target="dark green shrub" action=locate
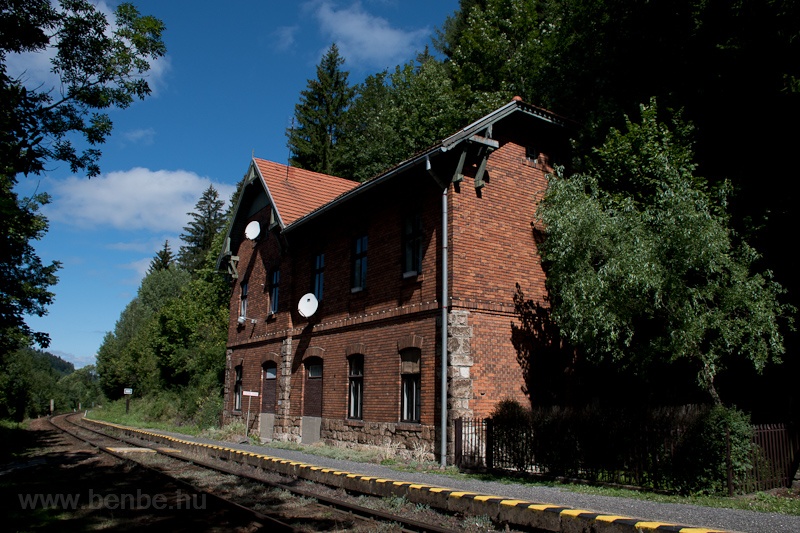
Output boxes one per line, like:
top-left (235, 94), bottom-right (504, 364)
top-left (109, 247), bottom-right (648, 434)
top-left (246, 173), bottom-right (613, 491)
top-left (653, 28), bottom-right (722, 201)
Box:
top-left (490, 399), bottom-right (534, 471)
top-left (672, 405), bottom-right (754, 495)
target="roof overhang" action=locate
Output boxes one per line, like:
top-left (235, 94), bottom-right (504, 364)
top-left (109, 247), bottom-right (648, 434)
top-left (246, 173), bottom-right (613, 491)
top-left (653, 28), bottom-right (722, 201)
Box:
top-left (285, 98), bottom-right (568, 233)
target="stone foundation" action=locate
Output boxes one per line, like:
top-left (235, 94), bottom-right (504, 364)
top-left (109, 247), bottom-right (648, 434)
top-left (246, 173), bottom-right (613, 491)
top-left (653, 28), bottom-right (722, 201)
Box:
top-left (322, 418), bottom-right (437, 462)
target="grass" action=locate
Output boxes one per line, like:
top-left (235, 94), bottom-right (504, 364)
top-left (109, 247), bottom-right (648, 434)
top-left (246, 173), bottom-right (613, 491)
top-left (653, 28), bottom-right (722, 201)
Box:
top-left (82, 406), bottom-right (800, 516)
top-left (564, 482), bottom-right (800, 515)
top-left (86, 399), bottom-right (206, 436)
top-left (266, 439), bottom-right (384, 463)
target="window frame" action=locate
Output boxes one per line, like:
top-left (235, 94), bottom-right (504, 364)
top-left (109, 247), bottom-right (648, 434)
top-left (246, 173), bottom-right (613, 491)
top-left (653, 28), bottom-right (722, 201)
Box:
top-left (351, 234), bottom-right (368, 292)
top-left (313, 253), bottom-right (325, 301)
top-left (401, 374), bottom-right (421, 423)
top-left (233, 365), bottom-right (243, 411)
top-left (269, 269), bottom-right (280, 314)
top-left (402, 211), bottom-right (423, 277)
top-left (347, 354), bottom-right (364, 420)
top-left (239, 280), bottom-right (248, 318)
top-left (400, 349), bottom-right (421, 423)
top-left (307, 362), bottom-right (323, 379)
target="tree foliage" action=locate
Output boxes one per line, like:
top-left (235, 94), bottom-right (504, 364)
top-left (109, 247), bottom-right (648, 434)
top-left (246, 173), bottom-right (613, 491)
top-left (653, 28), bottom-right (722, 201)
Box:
top-left (0, 347), bottom-right (74, 421)
top-left (0, 0), bottom-right (165, 358)
top-left (95, 184), bottom-right (233, 416)
top-left (96, 267), bottom-right (190, 399)
top-left (338, 53), bottom-right (462, 182)
top-left (148, 240), bottom-right (175, 274)
top-left (57, 364), bottom-right (102, 411)
top-left (286, 43), bottom-right (355, 176)
top-left (0, 181), bottom-right (60, 355)
top-left (436, 0), bottom-right (547, 118)
top-left (537, 101), bottom-right (794, 404)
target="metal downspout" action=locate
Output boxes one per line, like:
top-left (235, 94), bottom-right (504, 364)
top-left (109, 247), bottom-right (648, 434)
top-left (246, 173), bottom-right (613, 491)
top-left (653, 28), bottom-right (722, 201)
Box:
top-left (427, 154), bottom-right (449, 467)
top-left (440, 183), bottom-right (449, 466)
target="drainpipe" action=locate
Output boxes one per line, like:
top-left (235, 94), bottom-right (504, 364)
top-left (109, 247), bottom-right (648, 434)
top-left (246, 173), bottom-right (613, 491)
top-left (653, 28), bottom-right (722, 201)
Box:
top-left (440, 185), bottom-right (449, 467)
top-left (433, 161), bottom-right (450, 467)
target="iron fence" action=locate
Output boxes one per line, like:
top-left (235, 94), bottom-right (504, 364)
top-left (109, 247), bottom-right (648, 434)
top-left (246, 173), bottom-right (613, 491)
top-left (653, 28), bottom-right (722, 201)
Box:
top-left (454, 416), bottom-right (800, 495)
top-left (735, 423), bottom-right (800, 494)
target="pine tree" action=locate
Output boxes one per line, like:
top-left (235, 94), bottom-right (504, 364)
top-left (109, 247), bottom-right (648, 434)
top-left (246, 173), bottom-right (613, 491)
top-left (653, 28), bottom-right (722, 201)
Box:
top-left (286, 43), bottom-right (355, 176)
top-left (148, 240), bottom-right (174, 274)
top-left (178, 185), bottom-right (226, 273)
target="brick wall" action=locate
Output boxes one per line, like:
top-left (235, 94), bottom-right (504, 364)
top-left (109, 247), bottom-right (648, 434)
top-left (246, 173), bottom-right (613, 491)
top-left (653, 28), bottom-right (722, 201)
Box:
top-left (223, 138), bottom-right (555, 455)
top-left (448, 141), bottom-right (549, 419)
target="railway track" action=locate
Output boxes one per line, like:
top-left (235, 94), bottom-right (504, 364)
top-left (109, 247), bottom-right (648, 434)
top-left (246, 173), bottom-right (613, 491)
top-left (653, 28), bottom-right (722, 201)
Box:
top-left (49, 413), bottom-right (494, 533)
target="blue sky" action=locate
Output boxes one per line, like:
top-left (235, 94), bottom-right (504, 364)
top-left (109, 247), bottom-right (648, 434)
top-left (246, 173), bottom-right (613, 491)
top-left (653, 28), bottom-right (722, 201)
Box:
top-left (11, 0), bottom-right (460, 368)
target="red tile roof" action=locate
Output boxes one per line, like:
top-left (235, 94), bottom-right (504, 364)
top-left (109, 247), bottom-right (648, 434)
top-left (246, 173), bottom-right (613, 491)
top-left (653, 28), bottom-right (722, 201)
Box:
top-left (254, 159), bottom-right (359, 226)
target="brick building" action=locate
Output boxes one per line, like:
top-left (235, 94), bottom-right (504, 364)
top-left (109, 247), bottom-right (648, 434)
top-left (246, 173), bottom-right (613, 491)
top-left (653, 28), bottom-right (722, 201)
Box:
top-left (218, 98), bottom-right (570, 463)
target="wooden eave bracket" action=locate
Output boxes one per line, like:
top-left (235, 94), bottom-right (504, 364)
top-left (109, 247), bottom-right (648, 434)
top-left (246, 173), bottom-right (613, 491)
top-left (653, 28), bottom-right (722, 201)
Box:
top-left (451, 127), bottom-right (498, 189)
top-left (452, 148), bottom-right (467, 184)
top-left (227, 255), bottom-right (239, 279)
top-left (469, 134), bottom-right (499, 149)
top-left (469, 135), bottom-right (498, 190)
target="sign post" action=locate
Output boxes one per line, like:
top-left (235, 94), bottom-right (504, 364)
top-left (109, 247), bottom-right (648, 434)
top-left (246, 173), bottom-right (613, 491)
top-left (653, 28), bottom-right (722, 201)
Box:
top-left (124, 388), bottom-right (133, 413)
top-left (243, 391), bottom-right (259, 437)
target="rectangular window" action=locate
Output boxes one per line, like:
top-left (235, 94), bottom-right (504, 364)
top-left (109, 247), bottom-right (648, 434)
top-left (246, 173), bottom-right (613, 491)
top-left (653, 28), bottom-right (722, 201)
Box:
top-left (348, 355), bottom-right (363, 419)
top-left (239, 281), bottom-right (248, 318)
top-left (351, 235), bottom-right (368, 291)
top-left (307, 362), bottom-right (323, 378)
top-left (402, 212), bottom-right (422, 276)
top-left (401, 375), bottom-right (421, 422)
top-left (269, 269), bottom-right (280, 314)
top-left (234, 365), bottom-right (243, 411)
top-left (400, 349), bottom-right (421, 423)
top-left (313, 253), bottom-right (325, 301)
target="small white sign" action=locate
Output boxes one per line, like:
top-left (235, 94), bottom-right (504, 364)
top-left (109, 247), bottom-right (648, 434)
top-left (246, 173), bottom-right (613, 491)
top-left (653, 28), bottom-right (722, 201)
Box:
top-left (243, 391), bottom-right (259, 397)
top-left (123, 388), bottom-right (133, 395)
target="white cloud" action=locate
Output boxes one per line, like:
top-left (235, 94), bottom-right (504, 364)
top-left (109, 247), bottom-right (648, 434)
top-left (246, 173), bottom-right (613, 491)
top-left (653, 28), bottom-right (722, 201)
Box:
top-left (106, 235), bottom-right (178, 253)
top-left (122, 128), bottom-right (157, 145)
top-left (273, 25), bottom-right (299, 51)
top-left (44, 168), bottom-right (235, 233)
top-left (307, 0), bottom-right (431, 69)
top-left (121, 256), bottom-right (154, 286)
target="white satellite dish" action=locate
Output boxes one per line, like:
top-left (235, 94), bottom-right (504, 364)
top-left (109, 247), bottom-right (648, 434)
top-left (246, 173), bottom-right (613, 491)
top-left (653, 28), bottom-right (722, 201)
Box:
top-left (244, 220), bottom-right (261, 240)
top-left (297, 293), bottom-right (318, 318)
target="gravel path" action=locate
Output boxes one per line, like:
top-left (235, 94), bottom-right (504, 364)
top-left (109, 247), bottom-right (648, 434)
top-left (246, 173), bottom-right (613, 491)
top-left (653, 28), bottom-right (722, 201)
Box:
top-left (144, 428), bottom-right (799, 533)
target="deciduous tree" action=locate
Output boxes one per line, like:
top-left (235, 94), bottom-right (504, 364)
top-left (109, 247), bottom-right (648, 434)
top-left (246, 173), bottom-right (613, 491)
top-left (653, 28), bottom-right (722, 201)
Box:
top-left (0, 0), bottom-right (165, 358)
top-left (537, 101), bottom-right (794, 405)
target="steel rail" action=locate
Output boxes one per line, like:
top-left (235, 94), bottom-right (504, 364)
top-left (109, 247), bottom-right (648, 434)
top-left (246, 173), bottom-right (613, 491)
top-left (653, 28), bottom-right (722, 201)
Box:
top-left (49, 413), bottom-right (296, 532)
top-left (58, 413), bottom-right (462, 533)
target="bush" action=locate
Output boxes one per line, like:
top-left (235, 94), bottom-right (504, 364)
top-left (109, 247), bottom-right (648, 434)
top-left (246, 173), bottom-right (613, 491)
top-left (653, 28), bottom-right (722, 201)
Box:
top-left (486, 401), bottom-right (752, 494)
top-left (490, 399), bottom-right (534, 471)
top-left (672, 405), bottom-right (754, 495)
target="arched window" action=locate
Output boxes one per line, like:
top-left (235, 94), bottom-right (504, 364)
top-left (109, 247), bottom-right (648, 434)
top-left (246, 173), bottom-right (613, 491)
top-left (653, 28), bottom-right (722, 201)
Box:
top-left (348, 354), bottom-right (364, 419)
top-left (400, 349), bottom-right (420, 422)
